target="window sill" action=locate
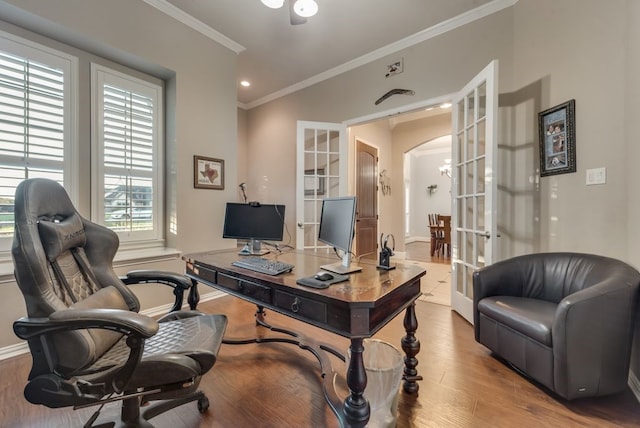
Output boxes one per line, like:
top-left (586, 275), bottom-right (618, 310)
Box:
top-left (113, 246), bottom-right (182, 267)
top-left (0, 247), bottom-right (183, 282)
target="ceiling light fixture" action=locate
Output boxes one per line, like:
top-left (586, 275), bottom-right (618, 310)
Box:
top-left (261, 0), bottom-right (284, 8)
top-left (293, 0), bottom-right (318, 18)
top-left (240, 80), bottom-right (251, 87)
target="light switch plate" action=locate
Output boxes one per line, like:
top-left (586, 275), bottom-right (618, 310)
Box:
top-left (586, 167), bottom-right (606, 185)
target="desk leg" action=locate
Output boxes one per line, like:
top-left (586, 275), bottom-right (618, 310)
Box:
top-left (187, 279), bottom-right (200, 310)
top-left (401, 302), bottom-right (422, 393)
top-left (254, 305), bottom-right (266, 324)
top-left (343, 338), bottom-right (369, 428)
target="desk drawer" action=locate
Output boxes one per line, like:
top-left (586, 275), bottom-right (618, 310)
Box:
top-left (218, 273), bottom-right (272, 304)
top-left (190, 264), bottom-right (217, 284)
top-left (275, 291), bottom-right (327, 323)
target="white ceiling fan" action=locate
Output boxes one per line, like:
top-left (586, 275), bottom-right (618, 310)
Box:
top-left (261, 0), bottom-right (319, 25)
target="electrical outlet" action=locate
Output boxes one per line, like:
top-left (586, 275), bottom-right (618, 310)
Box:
top-left (385, 59), bottom-right (403, 78)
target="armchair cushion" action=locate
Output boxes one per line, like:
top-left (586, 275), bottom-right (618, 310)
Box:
top-left (477, 296), bottom-right (555, 345)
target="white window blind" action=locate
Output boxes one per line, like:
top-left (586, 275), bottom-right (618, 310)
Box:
top-left (92, 64), bottom-right (163, 243)
top-left (0, 33), bottom-right (75, 250)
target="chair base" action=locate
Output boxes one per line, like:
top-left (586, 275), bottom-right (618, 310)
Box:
top-left (89, 390), bottom-right (209, 428)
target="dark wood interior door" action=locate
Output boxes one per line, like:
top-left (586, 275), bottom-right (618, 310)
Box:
top-left (355, 140), bottom-right (377, 258)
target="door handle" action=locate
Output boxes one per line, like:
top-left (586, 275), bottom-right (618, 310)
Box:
top-left (477, 230), bottom-right (501, 239)
top-left (297, 222), bottom-right (303, 229)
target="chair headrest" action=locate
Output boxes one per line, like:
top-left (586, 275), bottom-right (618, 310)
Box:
top-left (37, 214), bottom-right (86, 261)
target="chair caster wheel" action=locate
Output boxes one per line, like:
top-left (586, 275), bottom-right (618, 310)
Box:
top-left (197, 396), bottom-right (209, 413)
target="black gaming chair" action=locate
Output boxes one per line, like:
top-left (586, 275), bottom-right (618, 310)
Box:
top-left (11, 178), bottom-right (227, 427)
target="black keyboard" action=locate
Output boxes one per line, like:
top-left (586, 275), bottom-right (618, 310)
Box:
top-left (232, 257), bottom-right (294, 276)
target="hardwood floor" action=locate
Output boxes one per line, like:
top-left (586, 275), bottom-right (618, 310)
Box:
top-left (405, 241), bottom-right (450, 265)
top-left (2, 295), bottom-right (640, 427)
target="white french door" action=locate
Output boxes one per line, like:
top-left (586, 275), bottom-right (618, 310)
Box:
top-left (296, 121), bottom-right (347, 250)
top-left (450, 60), bottom-right (499, 324)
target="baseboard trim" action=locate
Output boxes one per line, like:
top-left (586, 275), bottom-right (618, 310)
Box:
top-left (0, 290), bottom-right (226, 361)
top-left (629, 370), bottom-right (640, 403)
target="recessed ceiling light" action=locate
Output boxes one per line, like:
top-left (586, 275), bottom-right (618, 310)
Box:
top-left (293, 0), bottom-right (318, 17)
top-left (240, 80), bottom-right (251, 87)
top-left (440, 102), bottom-right (452, 109)
top-left (261, 0), bottom-right (284, 9)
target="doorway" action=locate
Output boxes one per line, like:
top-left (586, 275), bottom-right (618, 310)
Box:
top-left (404, 135), bottom-right (452, 264)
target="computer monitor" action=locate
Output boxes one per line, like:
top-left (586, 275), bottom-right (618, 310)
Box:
top-left (223, 202), bottom-right (285, 255)
top-left (318, 196), bottom-right (362, 274)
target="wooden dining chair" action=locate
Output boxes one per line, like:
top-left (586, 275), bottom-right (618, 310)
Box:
top-left (428, 213), bottom-right (443, 256)
top-left (437, 215), bottom-right (451, 257)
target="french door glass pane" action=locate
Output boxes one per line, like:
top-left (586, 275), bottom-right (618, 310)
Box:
top-left (478, 81), bottom-right (487, 119)
top-left (478, 119), bottom-right (486, 156)
top-left (456, 265), bottom-right (464, 293)
top-left (467, 91), bottom-right (475, 124)
top-left (477, 157), bottom-right (485, 194)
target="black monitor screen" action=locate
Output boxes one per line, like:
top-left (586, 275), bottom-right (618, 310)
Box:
top-left (317, 196), bottom-right (356, 253)
top-left (223, 203), bottom-right (285, 241)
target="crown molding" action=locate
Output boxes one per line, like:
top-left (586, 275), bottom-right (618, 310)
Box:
top-left (243, 0), bottom-right (518, 109)
top-left (142, 0), bottom-right (245, 54)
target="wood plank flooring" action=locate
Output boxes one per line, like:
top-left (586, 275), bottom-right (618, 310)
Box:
top-left (2, 294), bottom-right (639, 427)
top-left (405, 241), bottom-right (450, 265)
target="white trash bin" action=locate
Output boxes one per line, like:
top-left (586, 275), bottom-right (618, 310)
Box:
top-left (347, 339), bottom-right (404, 428)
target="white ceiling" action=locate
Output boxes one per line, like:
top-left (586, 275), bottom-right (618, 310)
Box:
top-left (153, 0), bottom-right (498, 108)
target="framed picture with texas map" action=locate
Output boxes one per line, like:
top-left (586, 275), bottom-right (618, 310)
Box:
top-left (194, 155), bottom-right (225, 190)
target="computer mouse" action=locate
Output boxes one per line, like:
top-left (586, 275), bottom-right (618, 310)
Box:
top-left (315, 272), bottom-right (334, 281)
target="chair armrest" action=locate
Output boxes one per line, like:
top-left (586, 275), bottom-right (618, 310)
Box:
top-left (14, 309), bottom-right (159, 394)
top-left (13, 309), bottom-right (159, 340)
top-left (121, 270), bottom-right (192, 289)
top-left (553, 279), bottom-right (638, 337)
top-left (121, 270), bottom-right (194, 313)
top-left (552, 279), bottom-right (639, 396)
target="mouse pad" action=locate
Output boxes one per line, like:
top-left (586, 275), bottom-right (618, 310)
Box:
top-left (296, 273), bottom-right (349, 289)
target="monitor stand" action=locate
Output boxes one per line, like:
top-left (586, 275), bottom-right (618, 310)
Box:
top-left (320, 252), bottom-right (362, 274)
top-left (238, 238), bottom-right (269, 256)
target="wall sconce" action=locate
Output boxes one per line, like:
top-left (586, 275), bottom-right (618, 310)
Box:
top-left (427, 184), bottom-right (438, 195)
top-left (439, 159), bottom-right (452, 178)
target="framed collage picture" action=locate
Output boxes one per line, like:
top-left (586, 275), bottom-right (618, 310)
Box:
top-left (538, 99), bottom-right (576, 177)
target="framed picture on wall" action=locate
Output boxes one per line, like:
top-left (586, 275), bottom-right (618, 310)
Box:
top-left (194, 155), bottom-right (225, 189)
top-left (538, 99), bottom-right (576, 177)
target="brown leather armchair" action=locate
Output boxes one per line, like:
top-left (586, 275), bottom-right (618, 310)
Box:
top-left (473, 252), bottom-right (640, 400)
top-left (11, 178), bottom-right (227, 427)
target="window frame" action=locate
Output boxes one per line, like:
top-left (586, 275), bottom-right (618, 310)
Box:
top-left (0, 30), bottom-right (78, 254)
top-left (90, 63), bottom-right (164, 246)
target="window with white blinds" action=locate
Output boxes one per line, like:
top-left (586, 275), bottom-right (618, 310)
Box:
top-left (0, 33), bottom-right (75, 251)
top-left (92, 64), bottom-right (163, 243)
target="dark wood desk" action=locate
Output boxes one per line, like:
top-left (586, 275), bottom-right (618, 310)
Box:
top-left (183, 249), bottom-right (425, 428)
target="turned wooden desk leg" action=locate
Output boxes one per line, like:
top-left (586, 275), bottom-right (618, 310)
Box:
top-left (343, 338), bottom-right (370, 428)
top-left (401, 301), bottom-right (422, 393)
top-left (255, 305), bottom-right (266, 324)
top-left (187, 279), bottom-right (200, 310)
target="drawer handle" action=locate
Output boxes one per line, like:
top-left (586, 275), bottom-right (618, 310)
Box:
top-left (291, 297), bottom-right (300, 313)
